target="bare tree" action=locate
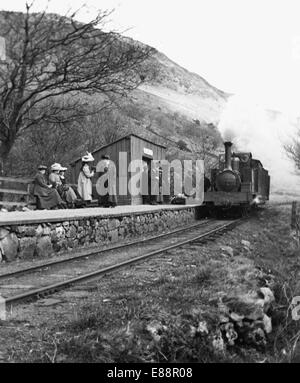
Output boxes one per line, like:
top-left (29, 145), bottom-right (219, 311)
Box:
top-left (0, 3), bottom-right (153, 172)
top-left (82, 107), bottom-right (128, 151)
top-left (181, 121), bottom-right (220, 171)
top-left (284, 131), bottom-right (300, 171)
top-left (4, 98), bottom-right (86, 176)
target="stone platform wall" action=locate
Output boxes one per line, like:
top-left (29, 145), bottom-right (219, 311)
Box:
top-left (0, 207), bottom-right (197, 263)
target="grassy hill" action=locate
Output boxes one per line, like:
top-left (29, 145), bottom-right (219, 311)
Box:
top-left (0, 10), bottom-right (228, 175)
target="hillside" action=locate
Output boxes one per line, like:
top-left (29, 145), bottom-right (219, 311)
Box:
top-left (143, 51), bottom-right (228, 120)
top-left (0, 9), bottom-right (228, 175)
top-left (104, 48), bottom-right (229, 168)
top-left (120, 48), bottom-right (229, 146)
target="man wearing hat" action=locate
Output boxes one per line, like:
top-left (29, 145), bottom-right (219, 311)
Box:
top-left (33, 165), bottom-right (64, 209)
top-left (98, 154), bottom-right (117, 208)
top-left (77, 152), bottom-right (95, 202)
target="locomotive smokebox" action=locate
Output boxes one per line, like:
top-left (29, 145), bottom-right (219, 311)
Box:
top-left (215, 141), bottom-right (241, 192)
top-left (224, 141), bottom-right (233, 170)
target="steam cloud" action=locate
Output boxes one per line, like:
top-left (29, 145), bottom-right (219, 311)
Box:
top-left (218, 95), bottom-right (300, 194)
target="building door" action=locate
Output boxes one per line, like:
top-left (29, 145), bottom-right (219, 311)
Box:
top-left (142, 157), bottom-right (152, 204)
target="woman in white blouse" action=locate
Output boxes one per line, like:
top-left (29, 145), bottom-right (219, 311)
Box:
top-left (77, 152), bottom-right (95, 202)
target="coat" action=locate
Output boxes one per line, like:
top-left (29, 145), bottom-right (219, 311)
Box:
top-left (60, 175), bottom-right (77, 203)
top-left (33, 172), bottom-right (62, 209)
top-left (107, 162), bottom-right (117, 205)
top-left (49, 172), bottom-right (62, 187)
top-left (77, 164), bottom-right (94, 201)
top-left (97, 163), bottom-right (117, 206)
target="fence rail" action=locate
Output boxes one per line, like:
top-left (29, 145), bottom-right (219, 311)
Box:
top-left (0, 176), bottom-right (34, 184)
top-left (0, 176), bottom-right (35, 208)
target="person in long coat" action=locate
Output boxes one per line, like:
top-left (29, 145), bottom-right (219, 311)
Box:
top-left (98, 154), bottom-right (117, 207)
top-left (77, 152), bottom-right (95, 202)
top-left (59, 166), bottom-right (77, 207)
top-left (49, 163), bottom-right (63, 190)
top-left (48, 163), bottom-right (68, 207)
top-left (107, 157), bottom-right (118, 207)
top-left (33, 165), bottom-right (63, 209)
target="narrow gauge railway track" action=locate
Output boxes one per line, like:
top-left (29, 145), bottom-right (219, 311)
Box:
top-left (1, 218), bottom-right (242, 306)
top-left (0, 220), bottom-right (214, 280)
top-left (269, 201), bottom-right (295, 206)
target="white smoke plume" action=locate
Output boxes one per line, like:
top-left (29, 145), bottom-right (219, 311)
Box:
top-left (218, 95), bottom-right (300, 194)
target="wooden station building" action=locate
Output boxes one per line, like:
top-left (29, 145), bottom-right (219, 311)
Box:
top-left (70, 133), bottom-right (166, 205)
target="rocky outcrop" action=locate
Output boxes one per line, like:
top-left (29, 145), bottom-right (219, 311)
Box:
top-left (216, 287), bottom-right (275, 350)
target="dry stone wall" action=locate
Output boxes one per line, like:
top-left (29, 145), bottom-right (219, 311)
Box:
top-left (0, 207), bottom-right (196, 263)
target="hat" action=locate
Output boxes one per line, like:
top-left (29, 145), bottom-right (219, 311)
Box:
top-left (38, 165), bottom-right (47, 170)
top-left (50, 163), bottom-right (62, 171)
top-left (82, 152), bottom-right (94, 162)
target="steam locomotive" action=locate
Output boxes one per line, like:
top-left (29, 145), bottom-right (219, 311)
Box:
top-left (204, 141), bottom-right (270, 212)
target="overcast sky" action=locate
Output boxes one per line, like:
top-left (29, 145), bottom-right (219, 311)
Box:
top-left (2, 0), bottom-right (300, 116)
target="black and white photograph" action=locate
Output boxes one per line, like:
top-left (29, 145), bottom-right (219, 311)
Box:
top-left (0, 0), bottom-right (300, 369)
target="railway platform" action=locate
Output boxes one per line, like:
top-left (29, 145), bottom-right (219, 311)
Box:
top-left (0, 204), bottom-right (204, 263)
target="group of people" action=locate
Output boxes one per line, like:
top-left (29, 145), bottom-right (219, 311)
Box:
top-left (33, 163), bottom-right (78, 210)
top-left (33, 152), bottom-right (117, 210)
top-left (76, 151), bottom-right (117, 207)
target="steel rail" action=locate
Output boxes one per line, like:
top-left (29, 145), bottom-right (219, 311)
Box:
top-left (4, 219), bottom-right (241, 306)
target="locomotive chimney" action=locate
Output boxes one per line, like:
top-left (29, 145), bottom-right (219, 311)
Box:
top-left (224, 141), bottom-right (233, 170)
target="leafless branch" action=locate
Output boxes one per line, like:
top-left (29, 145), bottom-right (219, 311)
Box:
top-left (0, 3), bottom-right (154, 165)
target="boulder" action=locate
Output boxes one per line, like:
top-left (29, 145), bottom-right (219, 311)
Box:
top-left (67, 239), bottom-right (74, 248)
top-left (0, 228), bottom-right (9, 240)
top-left (224, 293), bottom-right (264, 320)
top-left (36, 236), bottom-right (53, 257)
top-left (108, 229), bottom-right (119, 243)
top-left (259, 287), bottom-right (275, 311)
top-left (219, 314), bottom-right (230, 323)
top-left (249, 327), bottom-right (266, 348)
top-left (221, 246), bottom-right (234, 257)
top-left (66, 225), bottom-right (77, 239)
top-left (118, 227), bottom-right (125, 237)
top-left (35, 225), bottom-right (43, 237)
top-left (212, 331), bottom-right (225, 353)
top-left (58, 239), bottom-right (68, 251)
top-left (108, 220), bottom-right (116, 231)
top-left (43, 226), bottom-right (51, 236)
top-left (197, 321), bottom-right (209, 334)
top-left (19, 237), bottom-right (37, 259)
top-left (16, 225), bottom-right (36, 237)
top-left (146, 320), bottom-right (167, 342)
top-left (55, 226), bottom-right (65, 238)
top-left (223, 322), bottom-right (238, 346)
top-left (241, 240), bottom-right (251, 250)
top-left (0, 233), bottom-right (18, 261)
top-left (230, 312), bottom-right (245, 322)
top-left (262, 314), bottom-right (272, 334)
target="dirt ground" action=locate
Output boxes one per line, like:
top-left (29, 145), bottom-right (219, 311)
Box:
top-left (0, 204), bottom-right (299, 363)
